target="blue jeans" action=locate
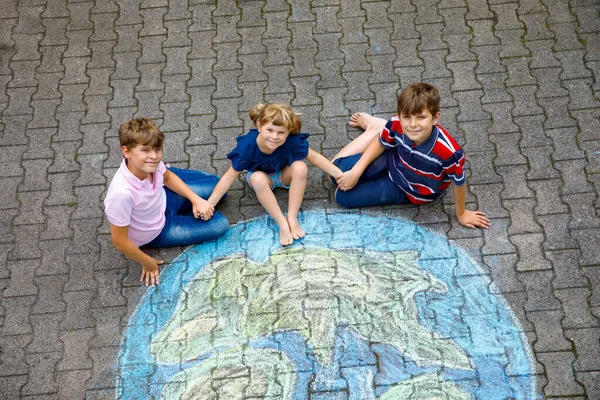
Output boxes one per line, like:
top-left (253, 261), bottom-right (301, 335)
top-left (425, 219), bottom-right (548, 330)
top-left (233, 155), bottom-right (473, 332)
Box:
top-left (145, 167), bottom-right (229, 248)
top-left (332, 152), bottom-right (409, 208)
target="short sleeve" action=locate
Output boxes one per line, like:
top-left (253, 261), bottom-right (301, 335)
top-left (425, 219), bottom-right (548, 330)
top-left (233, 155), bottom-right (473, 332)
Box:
top-left (104, 192), bottom-right (134, 227)
top-left (379, 118), bottom-right (399, 149)
top-left (442, 148), bottom-right (466, 186)
top-left (226, 146), bottom-right (249, 172)
top-left (285, 133), bottom-right (310, 165)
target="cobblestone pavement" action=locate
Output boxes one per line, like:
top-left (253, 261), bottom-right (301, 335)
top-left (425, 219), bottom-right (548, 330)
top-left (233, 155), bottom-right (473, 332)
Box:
top-left (0, 0), bottom-right (599, 398)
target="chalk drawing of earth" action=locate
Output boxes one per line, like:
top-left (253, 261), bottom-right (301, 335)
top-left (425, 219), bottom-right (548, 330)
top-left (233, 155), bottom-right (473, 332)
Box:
top-left (118, 212), bottom-right (541, 399)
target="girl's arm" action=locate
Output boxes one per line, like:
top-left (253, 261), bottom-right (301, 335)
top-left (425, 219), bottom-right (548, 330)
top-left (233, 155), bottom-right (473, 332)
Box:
top-left (305, 148), bottom-right (343, 179)
top-left (336, 136), bottom-right (385, 190)
top-left (109, 224), bottom-right (163, 286)
top-left (207, 166), bottom-right (240, 207)
top-left (163, 169), bottom-right (215, 219)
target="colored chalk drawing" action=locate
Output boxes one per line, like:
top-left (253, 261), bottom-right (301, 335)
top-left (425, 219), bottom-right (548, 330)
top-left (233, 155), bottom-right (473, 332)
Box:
top-left (118, 212), bottom-right (540, 399)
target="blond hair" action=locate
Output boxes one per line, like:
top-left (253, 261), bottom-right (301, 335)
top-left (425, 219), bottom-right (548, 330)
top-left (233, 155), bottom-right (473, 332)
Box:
top-left (397, 82), bottom-right (440, 116)
top-left (249, 103), bottom-right (302, 135)
top-left (118, 118), bottom-right (164, 150)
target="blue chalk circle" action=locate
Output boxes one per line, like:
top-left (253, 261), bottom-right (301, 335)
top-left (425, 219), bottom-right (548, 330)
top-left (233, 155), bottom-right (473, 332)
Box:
top-left (118, 212), bottom-right (540, 399)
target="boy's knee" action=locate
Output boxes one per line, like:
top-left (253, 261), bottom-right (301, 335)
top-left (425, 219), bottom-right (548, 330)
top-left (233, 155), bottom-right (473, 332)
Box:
top-left (334, 188), bottom-right (352, 208)
top-left (214, 213), bottom-right (229, 236)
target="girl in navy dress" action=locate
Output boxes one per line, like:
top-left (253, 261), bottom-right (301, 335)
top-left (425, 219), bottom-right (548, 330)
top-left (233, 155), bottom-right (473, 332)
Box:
top-left (206, 103), bottom-right (343, 246)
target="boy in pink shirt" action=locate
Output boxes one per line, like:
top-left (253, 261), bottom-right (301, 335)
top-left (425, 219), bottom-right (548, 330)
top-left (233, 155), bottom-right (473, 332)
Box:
top-left (104, 118), bottom-right (228, 286)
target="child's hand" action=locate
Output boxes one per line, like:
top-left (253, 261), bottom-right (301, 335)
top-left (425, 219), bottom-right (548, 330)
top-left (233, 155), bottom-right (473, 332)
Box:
top-left (457, 210), bottom-right (491, 229)
top-left (193, 198), bottom-right (215, 221)
top-left (141, 258), bottom-right (164, 286)
top-left (337, 169), bottom-right (360, 191)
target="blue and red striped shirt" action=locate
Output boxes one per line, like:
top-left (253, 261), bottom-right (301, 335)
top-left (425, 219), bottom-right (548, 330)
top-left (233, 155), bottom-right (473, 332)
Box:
top-left (379, 116), bottom-right (466, 204)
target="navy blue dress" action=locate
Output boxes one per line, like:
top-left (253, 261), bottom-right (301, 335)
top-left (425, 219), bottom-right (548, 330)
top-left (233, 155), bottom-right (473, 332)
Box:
top-left (227, 129), bottom-right (310, 173)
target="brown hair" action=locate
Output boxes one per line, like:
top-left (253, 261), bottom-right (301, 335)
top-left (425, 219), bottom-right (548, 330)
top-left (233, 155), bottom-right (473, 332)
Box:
top-left (397, 82), bottom-right (440, 116)
top-left (118, 118), bottom-right (164, 150)
top-left (249, 103), bottom-right (302, 135)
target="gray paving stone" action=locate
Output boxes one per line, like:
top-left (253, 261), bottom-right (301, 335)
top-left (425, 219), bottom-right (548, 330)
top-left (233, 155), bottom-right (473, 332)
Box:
top-left (37, 240), bottom-right (70, 277)
top-left (0, 334), bottom-right (31, 375)
top-left (139, 7), bottom-right (167, 37)
top-left (87, 41), bottom-right (116, 69)
top-left (565, 78), bottom-right (599, 110)
top-left (508, 85), bottom-right (544, 116)
top-left (60, 290), bottom-right (95, 331)
top-left (27, 313), bottom-right (63, 354)
top-left (537, 352), bottom-right (585, 397)
top-left (555, 159), bottom-right (594, 195)
top-left (86, 346), bottom-right (120, 389)
top-left (470, 183), bottom-right (509, 219)
top-left (503, 199), bottom-right (543, 234)
top-left (483, 253), bottom-right (524, 293)
top-left (22, 352), bottom-right (61, 396)
top-left (537, 214), bottom-right (580, 251)
top-left (550, 22), bottom-right (584, 51)
top-left (563, 193), bottom-right (600, 230)
top-left (481, 218), bottom-right (516, 255)
top-left (63, 30), bottom-right (92, 58)
top-left (57, 329), bottom-right (94, 371)
top-left (545, 250), bottom-right (589, 289)
top-left (9, 224), bottom-right (43, 260)
top-left (519, 270), bottom-right (561, 311)
top-left (68, 216), bottom-right (102, 255)
top-left (526, 39), bottom-right (562, 69)
top-left (539, 97), bottom-right (578, 129)
top-left (0, 376), bottom-right (27, 398)
top-left (497, 165), bottom-right (535, 198)
top-left (56, 370), bottom-right (91, 400)
top-left (1, 295), bottom-right (35, 335)
top-left (137, 36), bottom-right (166, 65)
top-left (515, 115), bottom-right (553, 148)
top-left (571, 228), bottom-right (600, 266)
top-left (4, 259), bottom-right (39, 297)
top-left (513, 233), bottom-right (553, 271)
top-left (530, 68), bottom-right (568, 98)
top-left (555, 288), bottom-right (599, 328)
top-left (528, 310), bottom-right (572, 352)
top-left (555, 50), bottom-right (593, 79)
top-left (575, 371), bottom-right (600, 400)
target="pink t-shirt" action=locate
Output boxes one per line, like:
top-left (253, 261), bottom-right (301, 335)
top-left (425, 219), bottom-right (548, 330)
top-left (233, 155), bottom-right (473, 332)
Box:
top-left (104, 159), bottom-right (167, 246)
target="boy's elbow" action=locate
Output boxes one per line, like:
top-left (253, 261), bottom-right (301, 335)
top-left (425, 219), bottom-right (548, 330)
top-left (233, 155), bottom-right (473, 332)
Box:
top-left (112, 237), bottom-right (126, 252)
top-left (111, 234), bottom-right (130, 252)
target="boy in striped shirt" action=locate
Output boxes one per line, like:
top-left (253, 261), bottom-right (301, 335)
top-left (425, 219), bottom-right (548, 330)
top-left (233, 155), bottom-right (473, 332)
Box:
top-left (331, 82), bottom-right (490, 229)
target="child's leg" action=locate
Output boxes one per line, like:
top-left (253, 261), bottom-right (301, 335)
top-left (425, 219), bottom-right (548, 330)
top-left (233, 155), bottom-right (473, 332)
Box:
top-left (331, 112), bottom-right (387, 162)
top-left (147, 211), bottom-right (229, 247)
top-left (164, 167), bottom-right (221, 214)
top-left (335, 176), bottom-right (409, 208)
top-left (281, 161), bottom-right (308, 240)
top-left (248, 171), bottom-right (294, 246)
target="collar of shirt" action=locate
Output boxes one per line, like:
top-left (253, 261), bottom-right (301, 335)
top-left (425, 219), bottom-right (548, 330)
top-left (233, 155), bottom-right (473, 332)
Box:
top-left (119, 159), bottom-right (156, 190)
top-left (402, 125), bottom-right (439, 155)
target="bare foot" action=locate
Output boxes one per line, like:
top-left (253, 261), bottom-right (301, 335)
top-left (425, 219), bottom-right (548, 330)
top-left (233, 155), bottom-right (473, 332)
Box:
top-left (278, 224), bottom-right (294, 246)
top-left (349, 112), bottom-right (378, 130)
top-left (287, 217), bottom-right (306, 240)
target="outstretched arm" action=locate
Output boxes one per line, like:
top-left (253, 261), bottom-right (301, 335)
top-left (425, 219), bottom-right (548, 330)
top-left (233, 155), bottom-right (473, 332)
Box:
top-left (452, 183), bottom-right (491, 229)
top-left (207, 166), bottom-right (240, 210)
top-left (163, 169), bottom-right (215, 220)
top-left (305, 149), bottom-right (343, 179)
top-left (336, 136), bottom-right (385, 191)
top-left (110, 224), bottom-right (163, 286)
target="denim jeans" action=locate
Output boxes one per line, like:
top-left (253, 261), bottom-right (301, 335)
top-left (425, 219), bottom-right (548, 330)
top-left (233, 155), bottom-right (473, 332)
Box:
top-left (332, 152), bottom-right (409, 208)
top-left (145, 167), bottom-right (229, 248)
